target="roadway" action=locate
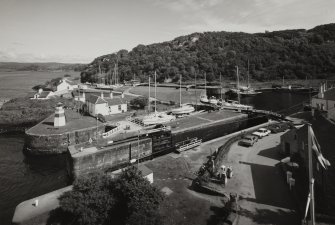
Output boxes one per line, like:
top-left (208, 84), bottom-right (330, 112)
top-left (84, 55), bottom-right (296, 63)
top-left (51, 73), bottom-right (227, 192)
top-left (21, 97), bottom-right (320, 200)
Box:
top-left (224, 132), bottom-right (301, 225)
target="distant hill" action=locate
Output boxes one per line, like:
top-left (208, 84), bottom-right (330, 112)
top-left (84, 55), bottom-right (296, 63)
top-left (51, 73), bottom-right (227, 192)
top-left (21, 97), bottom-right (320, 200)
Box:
top-left (80, 23), bottom-right (335, 83)
top-left (0, 62), bottom-right (86, 72)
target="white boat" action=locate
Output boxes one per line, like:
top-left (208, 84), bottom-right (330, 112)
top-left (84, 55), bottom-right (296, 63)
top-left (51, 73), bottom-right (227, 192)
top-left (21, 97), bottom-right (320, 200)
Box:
top-left (200, 73), bottom-right (210, 103)
top-left (142, 71), bottom-right (175, 125)
top-left (200, 94), bottom-right (209, 103)
top-left (171, 104), bottom-right (195, 115)
top-left (220, 99), bottom-right (253, 111)
top-left (171, 74), bottom-right (195, 115)
top-left (208, 96), bottom-right (218, 104)
top-left (142, 112), bottom-right (175, 125)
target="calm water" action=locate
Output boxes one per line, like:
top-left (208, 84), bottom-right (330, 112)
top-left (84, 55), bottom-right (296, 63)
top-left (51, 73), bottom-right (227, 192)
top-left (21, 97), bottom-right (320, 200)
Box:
top-left (0, 70), bottom-right (80, 99)
top-left (0, 91), bottom-right (310, 225)
top-left (0, 133), bottom-right (69, 225)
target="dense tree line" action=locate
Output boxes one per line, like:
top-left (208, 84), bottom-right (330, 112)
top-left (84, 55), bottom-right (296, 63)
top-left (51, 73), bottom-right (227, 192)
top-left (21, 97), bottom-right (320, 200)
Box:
top-left (81, 23), bottom-right (335, 84)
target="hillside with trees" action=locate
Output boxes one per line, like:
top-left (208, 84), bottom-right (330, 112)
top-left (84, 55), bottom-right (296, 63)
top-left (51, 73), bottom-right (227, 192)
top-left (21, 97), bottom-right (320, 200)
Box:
top-left (80, 23), bottom-right (335, 83)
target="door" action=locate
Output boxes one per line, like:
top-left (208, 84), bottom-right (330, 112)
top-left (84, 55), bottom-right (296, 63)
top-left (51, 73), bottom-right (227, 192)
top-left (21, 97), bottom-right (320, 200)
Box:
top-left (285, 142), bottom-right (290, 155)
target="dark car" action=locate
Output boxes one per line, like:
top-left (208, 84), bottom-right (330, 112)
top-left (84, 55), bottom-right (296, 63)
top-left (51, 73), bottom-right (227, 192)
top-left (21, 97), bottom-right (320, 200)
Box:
top-left (97, 113), bottom-right (106, 123)
top-left (268, 124), bottom-right (281, 133)
top-left (239, 135), bottom-right (258, 147)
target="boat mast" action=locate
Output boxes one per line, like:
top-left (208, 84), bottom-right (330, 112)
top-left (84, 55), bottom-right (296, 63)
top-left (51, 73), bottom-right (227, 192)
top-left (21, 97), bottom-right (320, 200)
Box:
top-left (220, 73), bottom-right (222, 100)
top-left (195, 71), bottom-right (197, 110)
top-left (307, 124), bottom-right (316, 225)
top-left (247, 59), bottom-right (250, 88)
top-left (179, 74), bottom-right (182, 107)
top-left (154, 71), bottom-right (157, 114)
top-left (205, 72), bottom-right (207, 97)
top-left (236, 66), bottom-right (240, 104)
top-left (148, 76), bottom-right (151, 113)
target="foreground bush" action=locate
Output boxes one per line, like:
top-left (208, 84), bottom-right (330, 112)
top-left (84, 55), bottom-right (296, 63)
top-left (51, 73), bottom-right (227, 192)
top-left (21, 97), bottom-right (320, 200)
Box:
top-left (59, 167), bottom-right (164, 225)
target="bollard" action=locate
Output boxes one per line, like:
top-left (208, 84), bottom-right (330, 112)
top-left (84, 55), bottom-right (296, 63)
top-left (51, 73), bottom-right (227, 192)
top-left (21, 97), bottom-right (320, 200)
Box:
top-left (286, 171), bottom-right (292, 184)
top-left (289, 178), bottom-right (295, 190)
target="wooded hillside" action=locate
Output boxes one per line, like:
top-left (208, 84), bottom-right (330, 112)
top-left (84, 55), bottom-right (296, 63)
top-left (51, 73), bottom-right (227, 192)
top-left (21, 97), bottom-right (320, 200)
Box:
top-left (81, 23), bottom-right (335, 83)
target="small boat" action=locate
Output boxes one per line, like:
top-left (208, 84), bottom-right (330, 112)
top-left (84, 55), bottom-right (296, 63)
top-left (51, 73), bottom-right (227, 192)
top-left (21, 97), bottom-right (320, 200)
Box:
top-left (171, 104), bottom-right (195, 115)
top-left (200, 94), bottom-right (209, 103)
top-left (208, 96), bottom-right (218, 104)
top-left (220, 99), bottom-right (253, 111)
top-left (171, 74), bottom-right (195, 115)
top-left (142, 71), bottom-right (175, 126)
top-left (142, 112), bottom-right (175, 126)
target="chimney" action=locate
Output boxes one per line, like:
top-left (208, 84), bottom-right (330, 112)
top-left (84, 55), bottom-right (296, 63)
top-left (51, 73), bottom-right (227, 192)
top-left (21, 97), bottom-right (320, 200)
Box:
top-left (100, 92), bottom-right (104, 99)
top-left (38, 88), bottom-right (43, 94)
top-left (110, 92), bottom-right (113, 99)
top-left (324, 83), bottom-right (327, 92)
top-left (121, 92), bottom-right (124, 99)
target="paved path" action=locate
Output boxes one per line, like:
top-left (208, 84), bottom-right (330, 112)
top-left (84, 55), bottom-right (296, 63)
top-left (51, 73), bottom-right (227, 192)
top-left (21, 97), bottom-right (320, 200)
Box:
top-left (224, 132), bottom-right (300, 225)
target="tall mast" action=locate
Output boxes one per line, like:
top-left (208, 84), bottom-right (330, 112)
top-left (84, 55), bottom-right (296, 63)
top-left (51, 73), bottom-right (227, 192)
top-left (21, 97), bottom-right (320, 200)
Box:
top-left (205, 72), bottom-right (207, 97)
top-left (308, 124), bottom-right (316, 225)
top-left (154, 71), bottom-right (157, 114)
top-left (282, 76), bottom-right (285, 87)
top-left (195, 71), bottom-right (197, 110)
top-left (247, 59), bottom-right (250, 88)
top-left (179, 74), bottom-right (182, 107)
top-left (236, 66), bottom-right (240, 104)
top-left (148, 76), bottom-right (151, 113)
top-left (220, 73), bottom-right (222, 100)
top-left (116, 59), bottom-right (118, 85)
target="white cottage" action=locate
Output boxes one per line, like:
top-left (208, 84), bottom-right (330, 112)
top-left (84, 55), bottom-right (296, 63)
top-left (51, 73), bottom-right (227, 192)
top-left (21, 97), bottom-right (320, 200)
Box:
top-left (30, 89), bottom-right (54, 99)
top-left (85, 94), bottom-right (127, 116)
top-left (311, 84), bottom-right (335, 120)
top-left (56, 78), bottom-right (78, 92)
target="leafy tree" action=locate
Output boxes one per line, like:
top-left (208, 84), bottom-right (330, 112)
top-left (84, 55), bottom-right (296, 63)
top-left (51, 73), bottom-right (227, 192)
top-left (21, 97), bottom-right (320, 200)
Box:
top-left (58, 167), bottom-right (164, 225)
top-left (59, 172), bottom-right (115, 225)
top-left (129, 96), bottom-right (148, 109)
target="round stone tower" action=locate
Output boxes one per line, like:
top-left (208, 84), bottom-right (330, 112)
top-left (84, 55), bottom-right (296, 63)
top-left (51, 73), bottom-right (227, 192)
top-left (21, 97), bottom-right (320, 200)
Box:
top-left (54, 102), bottom-right (66, 127)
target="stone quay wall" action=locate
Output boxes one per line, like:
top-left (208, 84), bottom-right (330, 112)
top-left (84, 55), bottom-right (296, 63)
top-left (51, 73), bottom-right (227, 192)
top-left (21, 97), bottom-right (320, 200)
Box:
top-left (67, 138), bottom-right (152, 180)
top-left (24, 125), bottom-right (105, 155)
top-left (171, 114), bottom-right (248, 146)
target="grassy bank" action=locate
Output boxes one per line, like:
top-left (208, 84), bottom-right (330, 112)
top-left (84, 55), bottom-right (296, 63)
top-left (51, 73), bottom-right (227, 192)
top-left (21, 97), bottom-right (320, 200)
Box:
top-left (0, 97), bottom-right (80, 130)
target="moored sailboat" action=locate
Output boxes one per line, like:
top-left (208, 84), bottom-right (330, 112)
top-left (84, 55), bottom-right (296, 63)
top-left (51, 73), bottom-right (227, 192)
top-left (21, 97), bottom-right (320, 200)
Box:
top-left (171, 74), bottom-right (195, 116)
top-left (142, 71), bottom-right (175, 125)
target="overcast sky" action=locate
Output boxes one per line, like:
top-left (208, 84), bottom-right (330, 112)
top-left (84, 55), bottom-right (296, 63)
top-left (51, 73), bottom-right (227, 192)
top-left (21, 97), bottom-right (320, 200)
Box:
top-left (0, 0), bottom-right (334, 63)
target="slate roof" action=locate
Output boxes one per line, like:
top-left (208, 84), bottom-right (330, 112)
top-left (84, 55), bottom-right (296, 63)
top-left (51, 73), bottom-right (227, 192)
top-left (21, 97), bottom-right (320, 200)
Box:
top-left (105, 97), bottom-right (124, 106)
top-left (38, 91), bottom-right (51, 98)
top-left (86, 94), bottom-right (107, 104)
top-left (324, 88), bottom-right (335, 101)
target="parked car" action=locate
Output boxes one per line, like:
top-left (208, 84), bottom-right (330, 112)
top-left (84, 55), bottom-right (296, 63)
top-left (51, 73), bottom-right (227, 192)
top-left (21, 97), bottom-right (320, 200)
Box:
top-left (97, 113), bottom-right (106, 123)
top-left (268, 124), bottom-right (281, 133)
top-left (252, 128), bottom-right (271, 138)
top-left (239, 135), bottom-right (259, 147)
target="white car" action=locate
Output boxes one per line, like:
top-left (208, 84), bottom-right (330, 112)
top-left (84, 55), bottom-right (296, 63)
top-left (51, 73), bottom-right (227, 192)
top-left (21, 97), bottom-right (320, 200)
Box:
top-left (252, 128), bottom-right (271, 138)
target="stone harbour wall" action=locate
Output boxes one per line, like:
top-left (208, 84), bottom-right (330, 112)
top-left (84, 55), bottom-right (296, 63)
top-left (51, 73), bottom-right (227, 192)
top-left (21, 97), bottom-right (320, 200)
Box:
top-left (171, 114), bottom-right (248, 145)
top-left (67, 138), bottom-right (152, 180)
top-left (24, 126), bottom-right (105, 155)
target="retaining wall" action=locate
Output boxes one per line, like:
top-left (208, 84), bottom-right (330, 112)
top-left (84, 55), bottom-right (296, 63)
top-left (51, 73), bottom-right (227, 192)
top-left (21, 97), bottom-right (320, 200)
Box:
top-left (67, 138), bottom-right (152, 180)
top-left (24, 126), bottom-right (105, 155)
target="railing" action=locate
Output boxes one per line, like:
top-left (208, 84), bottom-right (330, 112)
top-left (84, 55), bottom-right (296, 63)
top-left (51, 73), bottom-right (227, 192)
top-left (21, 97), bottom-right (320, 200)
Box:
top-left (175, 138), bottom-right (202, 152)
top-left (102, 122), bottom-right (121, 138)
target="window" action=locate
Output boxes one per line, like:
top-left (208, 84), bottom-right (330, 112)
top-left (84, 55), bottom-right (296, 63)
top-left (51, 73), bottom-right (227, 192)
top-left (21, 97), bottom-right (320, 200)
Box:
top-left (118, 105), bottom-right (121, 110)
